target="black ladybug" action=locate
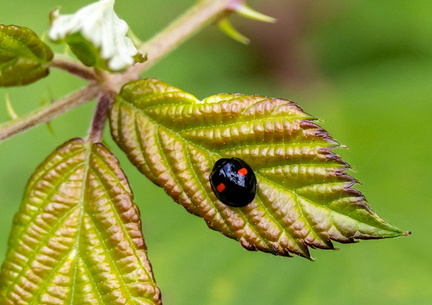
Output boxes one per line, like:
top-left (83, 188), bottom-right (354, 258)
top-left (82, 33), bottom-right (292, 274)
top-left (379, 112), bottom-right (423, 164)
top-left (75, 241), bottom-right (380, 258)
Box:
top-left (209, 158), bottom-right (257, 207)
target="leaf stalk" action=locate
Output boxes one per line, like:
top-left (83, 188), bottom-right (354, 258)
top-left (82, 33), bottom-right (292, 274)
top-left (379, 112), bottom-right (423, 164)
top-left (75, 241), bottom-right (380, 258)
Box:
top-left (50, 56), bottom-right (97, 81)
top-left (88, 90), bottom-right (114, 144)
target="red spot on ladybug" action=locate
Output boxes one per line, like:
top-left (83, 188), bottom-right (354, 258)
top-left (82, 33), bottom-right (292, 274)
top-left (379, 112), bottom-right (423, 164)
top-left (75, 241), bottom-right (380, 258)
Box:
top-left (237, 167), bottom-right (248, 176)
top-left (216, 183), bottom-right (226, 193)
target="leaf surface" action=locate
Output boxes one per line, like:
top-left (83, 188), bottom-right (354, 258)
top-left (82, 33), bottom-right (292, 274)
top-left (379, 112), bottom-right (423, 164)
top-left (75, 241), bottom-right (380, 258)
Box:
top-left (0, 24), bottom-right (53, 87)
top-left (0, 138), bottom-right (161, 304)
top-left (109, 78), bottom-right (406, 259)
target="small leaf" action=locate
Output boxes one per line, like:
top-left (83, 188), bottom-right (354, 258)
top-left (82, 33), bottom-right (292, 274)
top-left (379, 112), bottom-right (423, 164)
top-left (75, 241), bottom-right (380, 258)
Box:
top-left (0, 138), bottom-right (162, 304)
top-left (109, 78), bottom-right (407, 259)
top-left (0, 24), bottom-right (53, 87)
top-left (64, 32), bottom-right (101, 67)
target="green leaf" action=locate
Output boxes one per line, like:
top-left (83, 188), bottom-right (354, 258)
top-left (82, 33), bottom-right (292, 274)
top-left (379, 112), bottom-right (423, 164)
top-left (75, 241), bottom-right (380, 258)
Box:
top-left (109, 78), bottom-right (407, 259)
top-left (0, 138), bottom-right (162, 304)
top-left (64, 32), bottom-right (100, 68)
top-left (0, 24), bottom-right (53, 87)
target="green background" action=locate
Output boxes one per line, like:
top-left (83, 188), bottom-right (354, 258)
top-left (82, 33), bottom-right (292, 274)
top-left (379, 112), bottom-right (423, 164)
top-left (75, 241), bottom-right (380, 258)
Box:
top-left (1, 0), bottom-right (431, 304)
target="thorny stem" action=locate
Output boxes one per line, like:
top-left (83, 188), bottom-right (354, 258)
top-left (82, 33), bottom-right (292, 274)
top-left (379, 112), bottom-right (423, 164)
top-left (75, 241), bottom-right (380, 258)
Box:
top-left (0, 0), bottom-right (237, 143)
top-left (0, 84), bottom-right (100, 142)
top-left (115, 0), bottom-right (234, 85)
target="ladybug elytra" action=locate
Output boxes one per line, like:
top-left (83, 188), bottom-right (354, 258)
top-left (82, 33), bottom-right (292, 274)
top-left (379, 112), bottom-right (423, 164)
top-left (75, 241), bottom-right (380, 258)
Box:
top-left (209, 158), bottom-right (257, 207)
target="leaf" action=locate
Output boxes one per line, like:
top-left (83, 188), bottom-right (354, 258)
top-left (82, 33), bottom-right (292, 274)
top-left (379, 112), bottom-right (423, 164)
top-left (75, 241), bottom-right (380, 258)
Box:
top-left (109, 78), bottom-right (407, 259)
top-left (0, 138), bottom-right (162, 304)
top-left (64, 32), bottom-right (101, 68)
top-left (0, 24), bottom-right (53, 87)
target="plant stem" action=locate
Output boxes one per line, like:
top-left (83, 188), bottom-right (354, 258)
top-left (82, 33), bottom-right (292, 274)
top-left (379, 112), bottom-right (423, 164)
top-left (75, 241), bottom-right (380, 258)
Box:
top-left (87, 90), bottom-right (114, 144)
top-left (51, 56), bottom-right (97, 81)
top-left (0, 84), bottom-right (99, 142)
top-left (0, 0), bottom-right (237, 143)
top-left (112, 0), bottom-right (234, 85)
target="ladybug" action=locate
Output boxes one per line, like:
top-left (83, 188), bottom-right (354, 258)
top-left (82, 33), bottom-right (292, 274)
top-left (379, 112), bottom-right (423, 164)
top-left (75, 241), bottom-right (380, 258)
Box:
top-left (209, 158), bottom-right (257, 207)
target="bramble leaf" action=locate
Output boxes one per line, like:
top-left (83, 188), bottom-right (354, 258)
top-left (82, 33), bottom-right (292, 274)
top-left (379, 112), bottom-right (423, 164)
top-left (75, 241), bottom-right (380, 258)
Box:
top-left (0, 24), bottom-right (53, 87)
top-left (110, 78), bottom-right (407, 259)
top-left (0, 138), bottom-right (161, 304)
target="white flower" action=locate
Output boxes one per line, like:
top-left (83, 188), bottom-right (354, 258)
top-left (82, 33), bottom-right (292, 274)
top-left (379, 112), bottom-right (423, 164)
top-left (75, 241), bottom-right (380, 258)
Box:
top-left (49, 0), bottom-right (138, 71)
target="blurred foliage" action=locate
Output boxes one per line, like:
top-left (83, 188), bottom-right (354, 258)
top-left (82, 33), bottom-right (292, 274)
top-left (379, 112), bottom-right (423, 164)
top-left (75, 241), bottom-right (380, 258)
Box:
top-left (1, 0), bottom-right (431, 304)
